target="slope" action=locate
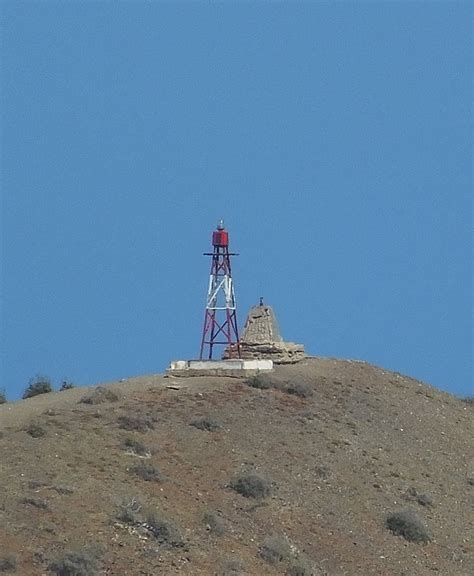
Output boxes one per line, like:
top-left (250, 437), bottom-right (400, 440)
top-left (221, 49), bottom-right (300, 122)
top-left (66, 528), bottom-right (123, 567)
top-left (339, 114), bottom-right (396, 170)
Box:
top-left (0, 358), bottom-right (472, 575)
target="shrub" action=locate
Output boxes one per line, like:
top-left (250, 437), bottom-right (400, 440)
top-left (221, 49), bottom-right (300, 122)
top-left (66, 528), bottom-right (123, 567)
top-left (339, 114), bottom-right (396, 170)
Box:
top-left (49, 549), bottom-right (99, 576)
top-left (416, 493), bottom-right (433, 507)
top-left (144, 512), bottom-right (183, 547)
top-left (285, 382), bottom-right (313, 398)
top-left (203, 510), bottom-right (225, 535)
top-left (286, 557), bottom-right (314, 576)
top-left (25, 423), bottom-right (46, 438)
top-left (80, 386), bottom-right (118, 405)
top-left (21, 497), bottom-right (49, 510)
top-left (0, 390), bottom-right (6, 405)
top-left (116, 497), bottom-right (141, 525)
top-left (59, 381), bottom-right (75, 391)
top-left (462, 396), bottom-right (474, 405)
top-left (217, 557), bottom-right (246, 576)
top-left (260, 535), bottom-right (292, 564)
top-left (386, 509), bottom-right (431, 543)
top-left (22, 375), bottom-right (52, 399)
top-left (245, 375), bottom-right (272, 389)
top-left (132, 462), bottom-right (164, 483)
top-left (404, 487), bottom-right (433, 507)
top-left (0, 555), bottom-right (17, 572)
top-left (53, 485), bottom-right (74, 495)
top-left (230, 472), bottom-right (271, 499)
top-left (190, 417), bottom-right (221, 432)
top-left (123, 437), bottom-right (151, 457)
top-left (117, 414), bottom-right (154, 432)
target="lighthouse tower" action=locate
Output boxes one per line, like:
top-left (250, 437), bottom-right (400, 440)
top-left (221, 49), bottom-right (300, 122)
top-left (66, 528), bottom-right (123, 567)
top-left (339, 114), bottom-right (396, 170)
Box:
top-left (199, 220), bottom-right (240, 360)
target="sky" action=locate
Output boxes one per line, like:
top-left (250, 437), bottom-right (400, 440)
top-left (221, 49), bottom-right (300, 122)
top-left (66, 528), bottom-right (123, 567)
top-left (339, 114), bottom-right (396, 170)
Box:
top-left (1, 1), bottom-right (472, 400)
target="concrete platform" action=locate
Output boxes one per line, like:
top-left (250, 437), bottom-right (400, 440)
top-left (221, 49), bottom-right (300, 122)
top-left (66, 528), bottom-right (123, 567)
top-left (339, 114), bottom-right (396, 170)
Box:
top-left (166, 359), bottom-right (273, 377)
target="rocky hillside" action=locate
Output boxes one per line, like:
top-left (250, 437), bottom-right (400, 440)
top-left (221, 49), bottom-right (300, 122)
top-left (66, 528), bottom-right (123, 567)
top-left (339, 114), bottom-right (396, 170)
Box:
top-left (0, 358), bottom-right (472, 575)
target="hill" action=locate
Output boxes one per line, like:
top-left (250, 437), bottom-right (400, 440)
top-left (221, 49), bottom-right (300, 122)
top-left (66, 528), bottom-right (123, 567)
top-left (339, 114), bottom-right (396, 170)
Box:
top-left (0, 357), bottom-right (472, 575)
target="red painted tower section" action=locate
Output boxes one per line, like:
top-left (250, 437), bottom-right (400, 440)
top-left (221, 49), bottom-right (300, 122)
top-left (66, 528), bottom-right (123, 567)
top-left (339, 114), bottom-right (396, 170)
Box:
top-left (199, 220), bottom-right (241, 360)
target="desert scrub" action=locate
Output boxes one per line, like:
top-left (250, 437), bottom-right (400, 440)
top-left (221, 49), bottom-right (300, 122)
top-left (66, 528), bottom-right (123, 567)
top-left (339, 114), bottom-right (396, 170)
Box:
top-left (203, 510), bottom-right (225, 535)
top-left (0, 555), bottom-right (17, 572)
top-left (0, 389), bottom-right (6, 404)
top-left (245, 375), bottom-right (272, 389)
top-left (230, 471), bottom-right (271, 499)
top-left (22, 375), bottom-right (52, 399)
top-left (118, 414), bottom-right (154, 432)
top-left (405, 486), bottom-right (433, 507)
top-left (286, 556), bottom-right (314, 576)
top-left (144, 511), bottom-right (184, 547)
top-left (80, 386), bottom-right (118, 405)
top-left (285, 382), bottom-right (313, 398)
top-left (386, 508), bottom-right (431, 543)
top-left (217, 557), bottom-right (246, 576)
top-left (49, 549), bottom-right (100, 576)
top-left (21, 497), bottom-right (49, 510)
top-left (25, 423), bottom-right (46, 438)
top-left (116, 497), bottom-right (141, 525)
top-left (416, 493), bottom-right (433, 507)
top-left (190, 417), bottom-right (221, 432)
top-left (260, 535), bottom-right (292, 564)
top-left (123, 437), bottom-right (151, 457)
top-left (131, 462), bottom-right (164, 482)
top-left (59, 381), bottom-right (75, 391)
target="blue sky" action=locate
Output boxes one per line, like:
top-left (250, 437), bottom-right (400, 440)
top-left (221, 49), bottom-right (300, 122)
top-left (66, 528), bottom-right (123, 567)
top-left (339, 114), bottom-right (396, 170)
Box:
top-left (1, 1), bottom-right (472, 400)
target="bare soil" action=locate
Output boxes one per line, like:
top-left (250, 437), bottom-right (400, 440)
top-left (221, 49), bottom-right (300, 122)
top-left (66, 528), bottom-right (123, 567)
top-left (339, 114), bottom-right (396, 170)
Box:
top-left (0, 357), bottom-right (472, 575)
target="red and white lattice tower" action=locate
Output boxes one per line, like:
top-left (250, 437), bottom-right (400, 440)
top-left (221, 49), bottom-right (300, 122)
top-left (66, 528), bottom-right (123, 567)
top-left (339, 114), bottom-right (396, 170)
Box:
top-left (199, 220), bottom-right (241, 360)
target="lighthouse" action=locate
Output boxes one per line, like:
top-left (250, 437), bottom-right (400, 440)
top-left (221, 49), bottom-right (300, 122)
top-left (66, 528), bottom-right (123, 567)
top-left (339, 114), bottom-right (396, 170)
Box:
top-left (199, 220), bottom-right (241, 360)
top-left (167, 222), bottom-right (274, 376)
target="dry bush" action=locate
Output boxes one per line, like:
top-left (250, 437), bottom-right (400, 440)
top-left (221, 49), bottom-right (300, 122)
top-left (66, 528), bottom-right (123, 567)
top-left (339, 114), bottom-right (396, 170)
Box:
top-left (190, 417), bottom-right (221, 432)
top-left (386, 509), bottom-right (431, 543)
top-left (0, 555), bottom-right (17, 572)
top-left (286, 556), bottom-right (314, 576)
top-left (123, 437), bottom-right (151, 457)
top-left (49, 549), bottom-right (100, 576)
top-left (285, 382), bottom-right (313, 398)
top-left (116, 497), bottom-right (141, 525)
top-left (59, 381), bottom-right (75, 391)
top-left (132, 462), bottom-right (164, 483)
top-left (118, 414), bottom-right (154, 432)
top-left (0, 390), bottom-right (7, 405)
top-left (22, 376), bottom-right (52, 399)
top-left (25, 423), bottom-right (46, 438)
top-left (80, 386), bottom-right (118, 405)
top-left (230, 472), bottom-right (271, 499)
top-left (21, 497), bottom-right (49, 510)
top-left (217, 557), bottom-right (246, 576)
top-left (245, 375), bottom-right (272, 390)
top-left (404, 486), bottom-right (433, 507)
top-left (416, 493), bottom-right (433, 507)
top-left (53, 485), bottom-right (74, 495)
top-left (260, 535), bottom-right (292, 564)
top-left (203, 510), bottom-right (225, 535)
top-left (144, 512), bottom-right (183, 548)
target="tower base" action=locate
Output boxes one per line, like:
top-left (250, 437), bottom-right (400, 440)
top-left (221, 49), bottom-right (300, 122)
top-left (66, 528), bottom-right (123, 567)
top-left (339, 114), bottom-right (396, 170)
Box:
top-left (167, 359), bottom-right (273, 378)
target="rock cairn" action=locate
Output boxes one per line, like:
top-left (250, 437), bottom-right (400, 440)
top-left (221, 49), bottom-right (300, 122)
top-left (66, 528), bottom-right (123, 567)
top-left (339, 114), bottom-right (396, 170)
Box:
top-left (224, 300), bottom-right (306, 364)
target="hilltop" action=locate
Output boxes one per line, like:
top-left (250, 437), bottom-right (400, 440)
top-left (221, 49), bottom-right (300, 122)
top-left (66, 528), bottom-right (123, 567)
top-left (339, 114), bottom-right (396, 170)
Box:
top-left (0, 357), bottom-right (472, 575)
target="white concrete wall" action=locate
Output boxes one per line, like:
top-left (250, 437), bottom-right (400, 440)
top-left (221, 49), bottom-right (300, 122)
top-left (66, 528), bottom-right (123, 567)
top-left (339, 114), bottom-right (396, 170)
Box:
top-left (168, 359), bottom-right (273, 372)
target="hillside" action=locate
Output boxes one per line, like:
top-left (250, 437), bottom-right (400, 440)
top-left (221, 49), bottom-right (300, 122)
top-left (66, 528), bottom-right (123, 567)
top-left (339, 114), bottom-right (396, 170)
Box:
top-left (0, 358), bottom-right (472, 575)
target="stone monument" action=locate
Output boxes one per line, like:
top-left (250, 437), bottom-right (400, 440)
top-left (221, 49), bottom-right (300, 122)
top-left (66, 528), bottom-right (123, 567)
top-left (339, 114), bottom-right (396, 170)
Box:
top-left (225, 299), bottom-right (306, 364)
